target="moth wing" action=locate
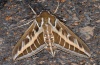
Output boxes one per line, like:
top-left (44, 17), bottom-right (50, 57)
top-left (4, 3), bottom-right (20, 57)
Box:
top-left (52, 19), bottom-right (91, 57)
top-left (12, 21), bottom-right (46, 60)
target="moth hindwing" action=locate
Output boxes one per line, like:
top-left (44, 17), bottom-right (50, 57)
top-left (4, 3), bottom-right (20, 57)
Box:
top-left (12, 11), bottom-right (91, 60)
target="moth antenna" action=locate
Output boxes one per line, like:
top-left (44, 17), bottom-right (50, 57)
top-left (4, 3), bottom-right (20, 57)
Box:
top-left (10, 19), bottom-right (33, 30)
top-left (54, 1), bottom-right (60, 14)
top-left (28, 4), bottom-right (37, 15)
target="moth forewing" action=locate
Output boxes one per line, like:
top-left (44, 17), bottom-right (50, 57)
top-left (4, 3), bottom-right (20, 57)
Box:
top-left (52, 19), bottom-right (91, 57)
top-left (12, 20), bottom-right (45, 60)
top-left (12, 22), bottom-right (35, 55)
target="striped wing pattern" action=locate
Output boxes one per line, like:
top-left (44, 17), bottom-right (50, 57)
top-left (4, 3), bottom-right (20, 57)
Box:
top-left (12, 11), bottom-right (91, 60)
top-left (12, 21), bottom-right (46, 60)
top-left (52, 19), bottom-right (91, 57)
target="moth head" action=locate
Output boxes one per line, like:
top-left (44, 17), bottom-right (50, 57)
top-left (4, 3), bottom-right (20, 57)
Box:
top-left (36, 11), bottom-right (56, 27)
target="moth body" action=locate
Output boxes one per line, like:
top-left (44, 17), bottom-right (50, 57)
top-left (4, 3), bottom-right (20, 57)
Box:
top-left (12, 11), bottom-right (91, 60)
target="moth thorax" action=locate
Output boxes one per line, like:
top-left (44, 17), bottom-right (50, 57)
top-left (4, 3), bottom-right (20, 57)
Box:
top-left (43, 24), bottom-right (54, 44)
top-left (44, 33), bottom-right (54, 44)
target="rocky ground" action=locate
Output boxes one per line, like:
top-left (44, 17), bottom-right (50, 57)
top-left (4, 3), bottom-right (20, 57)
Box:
top-left (0, 0), bottom-right (100, 65)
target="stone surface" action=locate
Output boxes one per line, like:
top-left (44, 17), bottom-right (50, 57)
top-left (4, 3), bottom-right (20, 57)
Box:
top-left (0, 0), bottom-right (100, 65)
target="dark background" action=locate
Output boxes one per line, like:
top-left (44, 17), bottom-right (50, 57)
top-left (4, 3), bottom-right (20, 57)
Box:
top-left (0, 0), bottom-right (100, 65)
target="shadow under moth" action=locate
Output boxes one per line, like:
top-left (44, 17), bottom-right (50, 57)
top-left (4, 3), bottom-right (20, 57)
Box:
top-left (12, 10), bottom-right (91, 60)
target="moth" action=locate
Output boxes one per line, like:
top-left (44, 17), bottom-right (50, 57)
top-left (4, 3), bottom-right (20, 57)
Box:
top-left (12, 8), bottom-right (91, 60)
